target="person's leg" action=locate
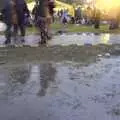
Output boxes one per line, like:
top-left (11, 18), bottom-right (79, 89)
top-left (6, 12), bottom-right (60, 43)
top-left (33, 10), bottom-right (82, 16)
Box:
top-left (17, 15), bottom-right (26, 42)
top-left (39, 18), bottom-right (47, 44)
top-left (19, 23), bottom-right (26, 42)
top-left (40, 21), bottom-right (47, 44)
top-left (46, 17), bottom-right (52, 40)
top-left (13, 24), bottom-right (18, 42)
top-left (4, 24), bottom-right (11, 44)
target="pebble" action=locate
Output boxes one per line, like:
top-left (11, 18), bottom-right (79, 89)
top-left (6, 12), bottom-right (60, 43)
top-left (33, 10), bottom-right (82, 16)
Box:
top-left (105, 53), bottom-right (111, 57)
top-left (97, 54), bottom-right (103, 57)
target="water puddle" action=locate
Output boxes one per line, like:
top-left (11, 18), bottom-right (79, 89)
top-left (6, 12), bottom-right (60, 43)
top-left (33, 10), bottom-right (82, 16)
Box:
top-left (0, 33), bottom-right (120, 47)
top-left (48, 33), bottom-right (119, 46)
top-left (0, 57), bottom-right (120, 120)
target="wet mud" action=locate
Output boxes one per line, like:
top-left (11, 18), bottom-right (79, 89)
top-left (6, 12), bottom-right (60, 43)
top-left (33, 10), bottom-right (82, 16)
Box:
top-left (0, 33), bottom-right (120, 120)
top-left (0, 57), bottom-right (120, 120)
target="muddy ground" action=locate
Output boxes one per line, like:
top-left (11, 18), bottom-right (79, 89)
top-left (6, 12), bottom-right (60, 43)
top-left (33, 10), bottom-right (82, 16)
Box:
top-left (0, 42), bottom-right (120, 120)
top-left (0, 44), bottom-right (120, 64)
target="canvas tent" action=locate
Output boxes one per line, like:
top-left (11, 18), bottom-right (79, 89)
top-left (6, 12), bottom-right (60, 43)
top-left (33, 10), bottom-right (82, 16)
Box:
top-left (54, 0), bottom-right (75, 17)
top-left (27, 0), bottom-right (75, 17)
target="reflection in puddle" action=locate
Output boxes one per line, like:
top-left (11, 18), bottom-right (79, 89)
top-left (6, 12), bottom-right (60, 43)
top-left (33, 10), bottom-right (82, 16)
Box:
top-left (10, 66), bottom-right (30, 84)
top-left (0, 60), bottom-right (120, 120)
top-left (0, 33), bottom-right (120, 47)
top-left (4, 64), bottom-right (57, 97)
top-left (101, 34), bottom-right (110, 44)
top-left (48, 33), bottom-right (112, 46)
top-left (38, 64), bottom-right (56, 96)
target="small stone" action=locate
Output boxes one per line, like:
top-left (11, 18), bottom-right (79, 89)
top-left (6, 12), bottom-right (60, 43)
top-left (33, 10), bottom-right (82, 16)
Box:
top-left (97, 54), bottom-right (102, 57)
top-left (105, 53), bottom-right (110, 57)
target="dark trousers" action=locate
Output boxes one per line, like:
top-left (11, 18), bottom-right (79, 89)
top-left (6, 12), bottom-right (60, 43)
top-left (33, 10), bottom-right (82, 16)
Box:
top-left (5, 24), bottom-right (12, 43)
top-left (5, 23), bottom-right (25, 43)
top-left (14, 23), bottom-right (25, 37)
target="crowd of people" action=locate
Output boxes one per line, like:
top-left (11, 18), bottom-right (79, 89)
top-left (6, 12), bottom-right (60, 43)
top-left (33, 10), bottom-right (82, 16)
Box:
top-left (54, 7), bottom-right (101, 28)
top-left (0, 0), bottom-right (55, 45)
top-left (51, 6), bottom-right (101, 30)
top-left (1, 0), bottom-right (120, 46)
top-left (54, 6), bottom-right (120, 30)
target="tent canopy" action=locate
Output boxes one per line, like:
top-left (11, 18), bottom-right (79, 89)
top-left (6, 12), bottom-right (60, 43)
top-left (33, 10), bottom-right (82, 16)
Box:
top-left (55, 0), bottom-right (75, 17)
top-left (27, 0), bottom-right (75, 17)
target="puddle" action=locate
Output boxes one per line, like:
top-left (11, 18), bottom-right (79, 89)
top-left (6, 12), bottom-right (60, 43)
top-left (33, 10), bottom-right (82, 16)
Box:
top-left (0, 57), bottom-right (120, 120)
top-left (48, 33), bottom-right (119, 46)
top-left (0, 33), bottom-right (120, 47)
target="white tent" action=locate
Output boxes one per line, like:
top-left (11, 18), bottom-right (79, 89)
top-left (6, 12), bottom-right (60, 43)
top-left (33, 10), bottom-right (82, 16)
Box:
top-left (27, 1), bottom-right (36, 12)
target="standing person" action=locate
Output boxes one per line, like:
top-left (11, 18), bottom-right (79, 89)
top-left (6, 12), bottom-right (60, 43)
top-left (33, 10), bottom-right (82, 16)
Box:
top-left (93, 9), bottom-right (101, 29)
top-left (35, 0), bottom-right (47, 44)
top-left (48, 0), bottom-right (55, 22)
top-left (11, 0), bottom-right (18, 42)
top-left (75, 7), bottom-right (82, 24)
top-left (15, 0), bottom-right (29, 42)
top-left (32, 4), bottom-right (38, 24)
top-left (61, 10), bottom-right (68, 25)
top-left (34, 0), bottom-right (53, 44)
top-left (47, 0), bottom-right (55, 39)
top-left (2, 0), bottom-right (13, 44)
top-left (2, 0), bottom-right (29, 45)
top-left (2, 0), bottom-right (18, 44)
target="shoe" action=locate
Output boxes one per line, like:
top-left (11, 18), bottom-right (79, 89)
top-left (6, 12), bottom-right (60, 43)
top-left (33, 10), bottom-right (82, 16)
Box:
top-left (21, 39), bottom-right (25, 43)
top-left (38, 40), bottom-right (46, 45)
top-left (21, 36), bottom-right (25, 43)
top-left (4, 40), bottom-right (11, 45)
top-left (47, 35), bottom-right (52, 40)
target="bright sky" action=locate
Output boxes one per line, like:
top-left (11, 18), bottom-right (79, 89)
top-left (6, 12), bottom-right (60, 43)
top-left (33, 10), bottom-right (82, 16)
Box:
top-left (86, 0), bottom-right (120, 18)
top-left (96, 0), bottom-right (120, 11)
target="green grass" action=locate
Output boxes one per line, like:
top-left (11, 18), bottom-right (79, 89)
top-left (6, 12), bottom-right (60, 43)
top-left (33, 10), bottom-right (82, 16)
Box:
top-left (51, 23), bottom-right (120, 34)
top-left (1, 23), bottom-right (120, 35)
top-left (27, 26), bottom-right (38, 35)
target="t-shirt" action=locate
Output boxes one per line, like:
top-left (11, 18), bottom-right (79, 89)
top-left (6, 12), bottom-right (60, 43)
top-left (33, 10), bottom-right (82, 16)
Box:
top-left (37, 0), bottom-right (47, 17)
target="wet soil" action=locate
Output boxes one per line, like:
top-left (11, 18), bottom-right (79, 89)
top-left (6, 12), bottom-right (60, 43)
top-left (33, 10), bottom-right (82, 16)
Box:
top-left (0, 33), bottom-right (120, 120)
top-left (0, 44), bottom-right (119, 65)
top-left (0, 57), bottom-right (120, 120)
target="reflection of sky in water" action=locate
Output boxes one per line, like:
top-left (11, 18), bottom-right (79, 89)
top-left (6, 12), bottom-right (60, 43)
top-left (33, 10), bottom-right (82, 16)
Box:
top-left (48, 33), bottom-right (112, 46)
top-left (100, 34), bottom-right (110, 44)
top-left (1, 60), bottom-right (120, 120)
top-left (0, 33), bottom-right (120, 47)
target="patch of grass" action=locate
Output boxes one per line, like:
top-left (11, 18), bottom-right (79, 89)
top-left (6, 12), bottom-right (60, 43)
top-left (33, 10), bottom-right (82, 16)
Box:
top-left (51, 23), bottom-right (120, 34)
top-left (26, 26), bottom-right (38, 35)
top-left (2, 23), bottom-right (120, 36)
top-left (51, 23), bottom-right (64, 30)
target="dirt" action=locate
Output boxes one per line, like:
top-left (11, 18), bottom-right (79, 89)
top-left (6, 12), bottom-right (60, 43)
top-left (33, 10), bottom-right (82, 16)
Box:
top-left (0, 44), bottom-right (119, 65)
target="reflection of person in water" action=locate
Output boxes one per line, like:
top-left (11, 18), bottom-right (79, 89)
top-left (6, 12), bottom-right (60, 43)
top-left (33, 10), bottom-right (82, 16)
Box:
top-left (38, 63), bottom-right (56, 96)
top-left (8, 66), bottom-right (30, 96)
top-left (10, 66), bottom-right (30, 84)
